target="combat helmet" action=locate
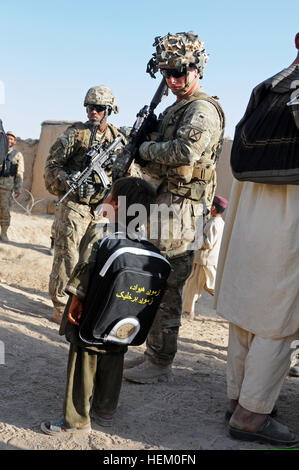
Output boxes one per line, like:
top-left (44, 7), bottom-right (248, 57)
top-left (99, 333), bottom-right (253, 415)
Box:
top-left (84, 86), bottom-right (119, 114)
top-left (146, 31), bottom-right (208, 79)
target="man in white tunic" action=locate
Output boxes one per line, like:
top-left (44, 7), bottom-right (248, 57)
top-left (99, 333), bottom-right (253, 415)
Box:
top-left (182, 195), bottom-right (227, 319)
top-left (215, 34), bottom-right (299, 447)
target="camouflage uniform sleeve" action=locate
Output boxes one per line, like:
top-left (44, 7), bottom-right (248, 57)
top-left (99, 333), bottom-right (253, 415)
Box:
top-left (44, 125), bottom-right (78, 196)
top-left (107, 123), bottom-right (128, 146)
top-left (139, 100), bottom-right (221, 166)
top-left (13, 151), bottom-right (24, 192)
top-left (65, 222), bottom-right (107, 299)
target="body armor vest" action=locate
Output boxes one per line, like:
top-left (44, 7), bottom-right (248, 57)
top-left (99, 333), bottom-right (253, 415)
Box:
top-left (146, 91), bottom-right (225, 201)
top-left (48, 122), bottom-right (124, 206)
top-left (1, 149), bottom-right (18, 177)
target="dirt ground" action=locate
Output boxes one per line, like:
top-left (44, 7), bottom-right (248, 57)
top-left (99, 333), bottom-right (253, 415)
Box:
top-left (0, 209), bottom-right (299, 452)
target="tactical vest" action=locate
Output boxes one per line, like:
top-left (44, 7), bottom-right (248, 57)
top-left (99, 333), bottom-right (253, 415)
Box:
top-left (1, 149), bottom-right (18, 177)
top-left (58, 122), bottom-right (124, 206)
top-left (63, 122), bottom-right (121, 175)
top-left (146, 92), bottom-right (225, 201)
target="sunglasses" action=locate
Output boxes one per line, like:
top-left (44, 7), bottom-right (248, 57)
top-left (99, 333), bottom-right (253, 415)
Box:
top-left (87, 104), bottom-right (107, 113)
top-left (160, 68), bottom-right (186, 79)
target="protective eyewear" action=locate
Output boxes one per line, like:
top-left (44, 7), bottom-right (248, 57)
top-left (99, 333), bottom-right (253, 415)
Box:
top-left (87, 104), bottom-right (107, 113)
top-left (160, 68), bottom-right (186, 79)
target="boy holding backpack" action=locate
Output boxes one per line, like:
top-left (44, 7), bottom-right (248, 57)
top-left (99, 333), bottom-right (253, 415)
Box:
top-left (41, 177), bottom-right (165, 435)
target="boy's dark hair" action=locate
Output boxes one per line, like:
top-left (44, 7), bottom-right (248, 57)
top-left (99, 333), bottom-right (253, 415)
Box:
top-left (213, 202), bottom-right (225, 214)
top-left (112, 177), bottom-right (157, 225)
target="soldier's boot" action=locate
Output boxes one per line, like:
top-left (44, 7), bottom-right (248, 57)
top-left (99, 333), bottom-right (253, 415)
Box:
top-left (123, 360), bottom-right (172, 384)
top-left (123, 354), bottom-right (146, 370)
top-left (52, 308), bottom-right (64, 325)
top-left (49, 237), bottom-right (55, 255)
top-left (0, 225), bottom-right (9, 242)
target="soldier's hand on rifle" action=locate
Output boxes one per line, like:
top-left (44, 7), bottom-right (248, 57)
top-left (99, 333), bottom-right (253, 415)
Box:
top-left (65, 171), bottom-right (80, 189)
top-left (78, 175), bottom-right (97, 199)
top-left (100, 151), bottom-right (117, 173)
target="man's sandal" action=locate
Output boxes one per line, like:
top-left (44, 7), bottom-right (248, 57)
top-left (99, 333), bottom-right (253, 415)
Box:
top-left (41, 418), bottom-right (91, 435)
top-left (228, 416), bottom-right (299, 447)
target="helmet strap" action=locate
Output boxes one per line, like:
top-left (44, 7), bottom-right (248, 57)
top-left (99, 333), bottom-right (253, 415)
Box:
top-left (98, 108), bottom-right (109, 127)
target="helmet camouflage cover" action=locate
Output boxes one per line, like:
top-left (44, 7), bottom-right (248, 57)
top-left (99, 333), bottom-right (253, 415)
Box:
top-left (84, 85), bottom-right (119, 114)
top-left (146, 31), bottom-right (209, 79)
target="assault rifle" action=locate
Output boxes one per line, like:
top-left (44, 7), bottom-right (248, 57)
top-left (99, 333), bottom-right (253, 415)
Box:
top-left (56, 135), bottom-right (123, 207)
top-left (112, 78), bottom-right (167, 180)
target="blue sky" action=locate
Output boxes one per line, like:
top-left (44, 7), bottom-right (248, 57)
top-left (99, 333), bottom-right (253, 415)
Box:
top-left (1, 0), bottom-right (298, 139)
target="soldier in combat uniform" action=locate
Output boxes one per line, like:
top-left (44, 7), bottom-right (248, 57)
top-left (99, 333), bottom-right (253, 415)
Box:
top-left (124, 31), bottom-right (225, 383)
top-left (0, 131), bottom-right (24, 241)
top-left (44, 86), bottom-right (126, 324)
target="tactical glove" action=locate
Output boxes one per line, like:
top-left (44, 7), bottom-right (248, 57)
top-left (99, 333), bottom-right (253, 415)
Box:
top-left (78, 176), bottom-right (96, 199)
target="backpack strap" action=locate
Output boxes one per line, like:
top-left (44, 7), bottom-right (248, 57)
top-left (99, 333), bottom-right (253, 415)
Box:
top-left (99, 246), bottom-right (170, 277)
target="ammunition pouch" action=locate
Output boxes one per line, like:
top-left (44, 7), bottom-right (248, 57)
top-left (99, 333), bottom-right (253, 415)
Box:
top-left (167, 165), bottom-right (193, 184)
top-left (167, 179), bottom-right (206, 201)
top-left (166, 163), bottom-right (215, 201)
top-left (167, 161), bottom-right (215, 184)
top-left (192, 165), bottom-right (215, 182)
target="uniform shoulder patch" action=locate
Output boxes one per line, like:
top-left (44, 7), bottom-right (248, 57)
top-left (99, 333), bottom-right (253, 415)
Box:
top-left (188, 128), bottom-right (202, 142)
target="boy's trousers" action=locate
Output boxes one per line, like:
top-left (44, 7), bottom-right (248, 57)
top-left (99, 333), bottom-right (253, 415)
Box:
top-left (182, 263), bottom-right (215, 314)
top-left (63, 343), bottom-right (124, 428)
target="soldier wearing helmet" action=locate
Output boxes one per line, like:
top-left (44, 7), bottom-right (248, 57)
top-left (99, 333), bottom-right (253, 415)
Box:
top-left (44, 85), bottom-right (126, 324)
top-left (123, 32), bottom-right (225, 384)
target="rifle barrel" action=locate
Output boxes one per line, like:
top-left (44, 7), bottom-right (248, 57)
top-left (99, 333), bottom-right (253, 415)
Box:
top-left (150, 78), bottom-right (167, 111)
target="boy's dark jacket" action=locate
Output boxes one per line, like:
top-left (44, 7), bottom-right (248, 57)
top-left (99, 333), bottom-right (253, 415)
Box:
top-left (59, 222), bottom-right (128, 353)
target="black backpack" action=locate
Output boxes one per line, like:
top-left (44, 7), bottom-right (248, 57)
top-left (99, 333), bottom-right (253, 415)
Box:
top-left (78, 232), bottom-right (171, 347)
top-left (230, 65), bottom-right (299, 184)
top-left (0, 120), bottom-right (8, 176)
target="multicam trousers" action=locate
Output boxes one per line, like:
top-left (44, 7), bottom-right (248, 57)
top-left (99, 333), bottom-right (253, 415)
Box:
top-left (143, 192), bottom-right (203, 366)
top-left (144, 252), bottom-right (194, 366)
top-left (49, 202), bottom-right (93, 320)
top-left (0, 189), bottom-right (13, 226)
